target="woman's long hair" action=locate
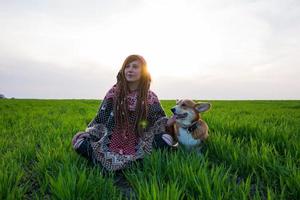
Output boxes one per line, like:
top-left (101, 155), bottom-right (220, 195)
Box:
top-left (114, 54), bottom-right (151, 137)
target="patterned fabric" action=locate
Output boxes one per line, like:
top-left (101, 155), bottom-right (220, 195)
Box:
top-left (108, 124), bottom-right (138, 155)
top-left (83, 84), bottom-right (168, 171)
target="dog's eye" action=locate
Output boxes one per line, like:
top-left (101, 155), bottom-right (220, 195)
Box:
top-left (182, 103), bottom-right (186, 107)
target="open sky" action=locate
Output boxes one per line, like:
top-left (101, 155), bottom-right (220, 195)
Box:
top-left (1, 0), bottom-right (299, 99)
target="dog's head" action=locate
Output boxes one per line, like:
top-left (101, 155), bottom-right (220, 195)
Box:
top-left (171, 99), bottom-right (211, 126)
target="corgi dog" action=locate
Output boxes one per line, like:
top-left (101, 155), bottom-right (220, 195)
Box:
top-left (163, 99), bottom-right (211, 151)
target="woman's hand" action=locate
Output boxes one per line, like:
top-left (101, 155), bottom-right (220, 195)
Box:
top-left (167, 115), bottom-right (176, 127)
top-left (72, 132), bottom-right (90, 146)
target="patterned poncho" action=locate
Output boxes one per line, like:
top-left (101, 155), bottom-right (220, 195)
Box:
top-left (85, 84), bottom-right (168, 171)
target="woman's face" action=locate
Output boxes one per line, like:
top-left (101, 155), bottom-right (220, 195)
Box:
top-left (124, 60), bottom-right (142, 83)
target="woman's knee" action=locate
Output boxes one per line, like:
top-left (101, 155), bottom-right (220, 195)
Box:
top-left (152, 132), bottom-right (178, 150)
top-left (73, 137), bottom-right (94, 162)
top-left (153, 132), bottom-right (170, 149)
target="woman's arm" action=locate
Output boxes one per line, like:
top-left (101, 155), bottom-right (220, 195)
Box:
top-left (86, 86), bottom-right (116, 130)
top-left (149, 101), bottom-right (166, 123)
top-left (153, 102), bottom-right (167, 121)
top-left (147, 93), bottom-right (179, 148)
top-left (148, 101), bottom-right (179, 149)
top-left (147, 91), bottom-right (167, 124)
top-left (72, 86), bottom-right (115, 151)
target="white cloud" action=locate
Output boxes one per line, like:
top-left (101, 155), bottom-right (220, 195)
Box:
top-left (0, 0), bottom-right (299, 99)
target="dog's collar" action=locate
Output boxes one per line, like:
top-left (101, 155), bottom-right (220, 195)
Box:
top-left (181, 121), bottom-right (199, 132)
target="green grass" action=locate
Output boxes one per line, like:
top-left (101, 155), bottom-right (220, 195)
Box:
top-left (0, 99), bottom-right (299, 199)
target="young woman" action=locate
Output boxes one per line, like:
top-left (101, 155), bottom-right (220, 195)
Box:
top-left (71, 54), bottom-right (177, 173)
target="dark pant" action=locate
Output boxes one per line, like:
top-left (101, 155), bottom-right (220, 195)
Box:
top-left (75, 132), bottom-right (173, 165)
top-left (74, 132), bottom-right (174, 198)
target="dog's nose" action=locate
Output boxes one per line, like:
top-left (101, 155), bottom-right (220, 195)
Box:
top-left (171, 108), bottom-right (176, 114)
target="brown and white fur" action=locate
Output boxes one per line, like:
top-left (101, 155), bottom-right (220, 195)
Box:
top-left (165, 99), bottom-right (211, 150)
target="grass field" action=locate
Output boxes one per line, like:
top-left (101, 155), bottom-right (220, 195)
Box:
top-left (0, 99), bottom-right (299, 199)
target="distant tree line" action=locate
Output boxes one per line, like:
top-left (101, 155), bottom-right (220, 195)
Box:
top-left (0, 94), bottom-right (15, 99)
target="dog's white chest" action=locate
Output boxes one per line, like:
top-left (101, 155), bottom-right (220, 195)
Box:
top-left (177, 127), bottom-right (201, 147)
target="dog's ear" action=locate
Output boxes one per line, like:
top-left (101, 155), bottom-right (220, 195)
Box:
top-left (194, 102), bottom-right (211, 113)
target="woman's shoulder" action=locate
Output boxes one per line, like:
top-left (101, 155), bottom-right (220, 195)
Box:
top-left (147, 89), bottom-right (160, 105)
top-left (104, 84), bottom-right (117, 99)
